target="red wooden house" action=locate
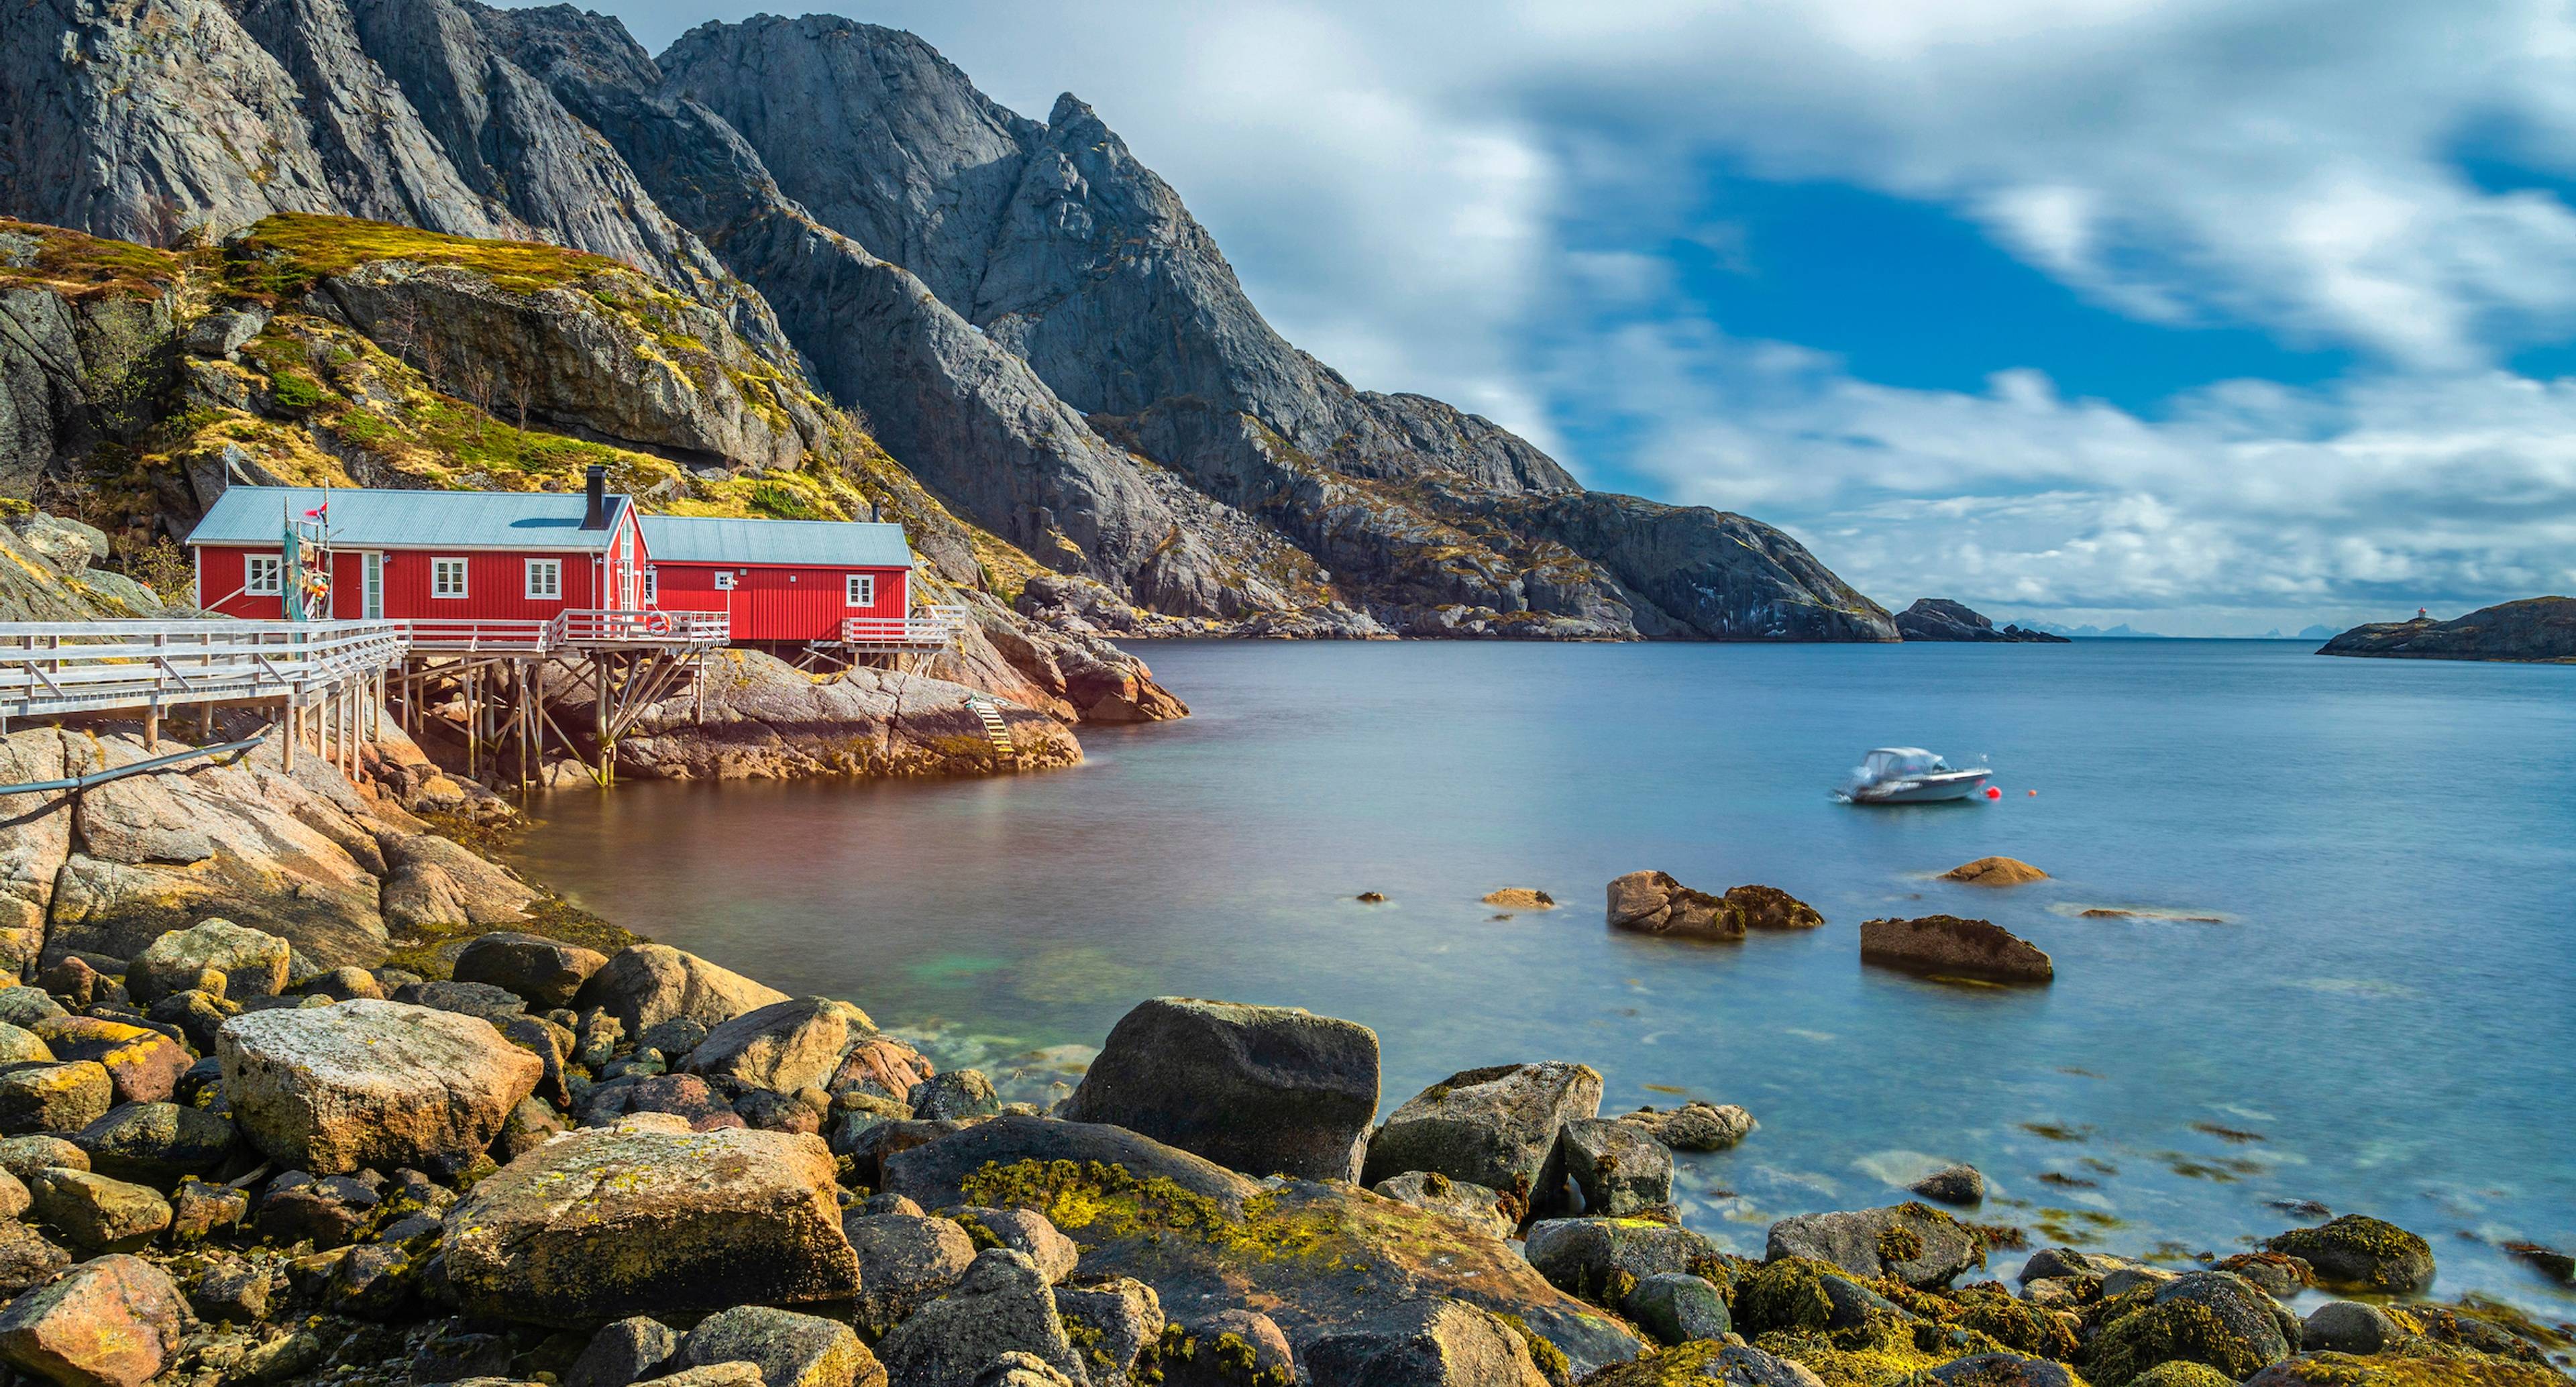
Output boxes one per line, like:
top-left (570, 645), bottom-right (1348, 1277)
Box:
top-left (637, 514), bottom-right (920, 648)
top-left (187, 469), bottom-right (647, 626)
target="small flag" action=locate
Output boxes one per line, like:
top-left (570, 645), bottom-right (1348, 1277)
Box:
top-left (303, 502), bottom-right (327, 519)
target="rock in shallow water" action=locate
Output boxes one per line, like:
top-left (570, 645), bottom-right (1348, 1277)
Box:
top-left (1858, 916), bottom-right (2054, 983)
top-left (1764, 1202), bottom-right (1984, 1288)
top-left (1909, 1163), bottom-right (1987, 1205)
top-left (2262, 1213), bottom-right (2436, 1294)
top-left (1558, 1117), bottom-right (1672, 1217)
top-left (1061, 996), bottom-right (1380, 1183)
top-left (1941, 857), bottom-right (2049, 886)
top-left (441, 1124), bottom-right (859, 1326)
top-left (1605, 870), bottom-right (1737, 941)
top-left (218, 999), bottom-right (543, 1174)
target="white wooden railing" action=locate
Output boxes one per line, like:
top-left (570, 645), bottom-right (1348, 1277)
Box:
top-left (402, 610), bottom-right (729, 653)
top-left (0, 620), bottom-right (408, 721)
top-left (840, 605), bottom-right (968, 650)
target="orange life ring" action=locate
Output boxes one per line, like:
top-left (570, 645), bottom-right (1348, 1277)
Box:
top-left (645, 610), bottom-right (674, 635)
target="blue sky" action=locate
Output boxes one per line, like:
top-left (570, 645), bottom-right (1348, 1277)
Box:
top-left (567, 0), bottom-right (2576, 634)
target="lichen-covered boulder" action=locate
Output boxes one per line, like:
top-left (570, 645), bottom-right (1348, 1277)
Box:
top-left (0, 1219), bottom-right (70, 1293)
top-left (952, 1205), bottom-right (1078, 1284)
top-left (872, 1248), bottom-right (1087, 1387)
top-left (0, 1252), bottom-right (186, 1387)
top-left (1858, 916), bottom-right (2053, 983)
top-left (686, 999), bottom-right (850, 1095)
top-left (887, 1120), bottom-right (1644, 1377)
top-left (1577, 1339), bottom-right (1825, 1386)
top-left (841, 1211), bottom-right (975, 1337)
top-left (575, 944), bottom-right (790, 1036)
top-left (1369, 1172), bottom-right (1517, 1239)
top-left (441, 1125), bottom-right (860, 1327)
top-left (2262, 1215), bottom-right (2435, 1294)
top-left (1605, 871), bottom-right (1737, 940)
top-left (672, 1305), bottom-right (883, 1387)
top-left (1163, 1308), bottom-right (1294, 1387)
top-left (1522, 1217), bottom-right (1724, 1305)
top-left (29, 1018), bottom-right (190, 1105)
top-left (1360, 1062), bottom-right (1603, 1204)
top-left (1558, 1117), bottom-right (1672, 1217)
top-left (1055, 1279), bottom-right (1164, 1387)
top-left (0, 1062), bottom-right (112, 1135)
top-left (2242, 1351), bottom-right (2567, 1385)
top-left (1619, 1270), bottom-right (1731, 1346)
top-left (1764, 1203), bottom-right (1983, 1288)
top-left (1061, 997), bottom-right (1381, 1183)
top-left (218, 999), bottom-right (543, 1174)
top-left (0, 1023), bottom-right (54, 1067)
top-left (126, 920), bottom-right (290, 1005)
top-left (453, 932), bottom-right (610, 1009)
top-left (1300, 1297), bottom-right (1549, 1386)
top-left (2083, 1270), bottom-right (2296, 1386)
top-left (1917, 1355), bottom-right (2082, 1385)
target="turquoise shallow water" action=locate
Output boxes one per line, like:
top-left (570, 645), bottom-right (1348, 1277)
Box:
top-left (514, 639), bottom-right (2576, 1312)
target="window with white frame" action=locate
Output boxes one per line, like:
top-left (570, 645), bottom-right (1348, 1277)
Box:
top-left (643, 567), bottom-right (657, 604)
top-left (846, 573), bottom-right (875, 607)
top-left (525, 558), bottom-right (561, 600)
top-left (244, 554), bottom-right (282, 596)
top-left (432, 557), bottom-right (470, 599)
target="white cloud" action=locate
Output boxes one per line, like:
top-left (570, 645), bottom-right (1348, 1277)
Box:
top-left (576, 0), bottom-right (2576, 628)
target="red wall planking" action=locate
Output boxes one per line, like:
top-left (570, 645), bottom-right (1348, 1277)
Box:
top-left (650, 562), bottom-right (909, 642)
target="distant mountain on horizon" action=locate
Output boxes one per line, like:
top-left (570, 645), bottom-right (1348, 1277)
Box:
top-left (2298, 624), bottom-right (2337, 640)
top-left (2021, 621), bottom-right (2174, 639)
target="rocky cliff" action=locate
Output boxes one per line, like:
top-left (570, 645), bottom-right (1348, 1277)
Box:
top-left (2317, 598), bottom-right (2576, 663)
top-left (0, 0), bottom-right (1892, 641)
top-left (1895, 598), bottom-right (2070, 644)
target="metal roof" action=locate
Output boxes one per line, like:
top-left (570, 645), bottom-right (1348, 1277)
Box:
top-left (187, 487), bottom-right (630, 551)
top-left (637, 514), bottom-right (914, 567)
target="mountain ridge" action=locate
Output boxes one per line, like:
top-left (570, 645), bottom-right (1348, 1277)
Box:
top-left (0, 0), bottom-right (1896, 641)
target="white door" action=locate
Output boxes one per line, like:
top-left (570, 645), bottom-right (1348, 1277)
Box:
top-left (362, 552), bottom-right (384, 618)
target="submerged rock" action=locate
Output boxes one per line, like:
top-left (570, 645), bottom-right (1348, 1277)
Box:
top-left (1061, 997), bottom-right (1380, 1183)
top-left (1858, 916), bottom-right (2054, 983)
top-left (1909, 1164), bottom-right (1987, 1205)
top-left (1483, 889), bottom-right (1556, 910)
top-left (441, 1125), bottom-right (859, 1326)
top-left (217, 999), bottom-right (543, 1174)
top-left (1605, 871), bottom-right (1736, 941)
top-left (1615, 1101), bottom-right (1754, 1152)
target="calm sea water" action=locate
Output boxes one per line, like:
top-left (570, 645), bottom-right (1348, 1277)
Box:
top-left (513, 639), bottom-right (2576, 1312)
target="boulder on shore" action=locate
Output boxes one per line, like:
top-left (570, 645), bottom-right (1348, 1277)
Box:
top-left (1859, 916), bottom-right (2054, 983)
top-left (1764, 1203), bottom-right (1984, 1288)
top-left (0, 1252), bottom-right (186, 1387)
top-left (453, 932), bottom-right (610, 1009)
top-left (576, 944), bottom-right (792, 1035)
top-left (2262, 1214), bottom-right (2436, 1294)
top-left (1061, 997), bottom-right (1381, 1182)
top-left (217, 999), bottom-right (543, 1174)
top-left (1360, 1062), bottom-right (1603, 1207)
top-left (871, 1248), bottom-right (1085, 1387)
top-left (440, 1125), bottom-right (860, 1327)
top-left (1617, 1101), bottom-right (1754, 1152)
top-left (1558, 1117), bottom-right (1672, 1217)
top-left (1940, 857), bottom-right (2049, 886)
top-left (1298, 1296), bottom-right (1550, 1387)
top-left (1369, 1172), bottom-right (1517, 1239)
top-left (125, 919), bottom-right (290, 1005)
top-left (684, 998), bottom-right (851, 1095)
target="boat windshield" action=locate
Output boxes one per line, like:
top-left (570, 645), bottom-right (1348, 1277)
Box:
top-left (1865, 750), bottom-right (1943, 779)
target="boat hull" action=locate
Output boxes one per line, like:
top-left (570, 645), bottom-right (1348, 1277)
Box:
top-left (1847, 771), bottom-right (1990, 804)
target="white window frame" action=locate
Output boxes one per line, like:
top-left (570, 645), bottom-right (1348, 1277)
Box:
top-left (431, 557), bottom-right (470, 600)
top-left (846, 573), bottom-right (875, 607)
top-left (643, 567), bottom-right (657, 605)
top-left (244, 553), bottom-right (282, 596)
top-left (360, 551), bottom-right (384, 618)
top-left (525, 557), bottom-right (562, 600)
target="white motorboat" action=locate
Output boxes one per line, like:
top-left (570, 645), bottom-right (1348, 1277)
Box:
top-left (1839, 747), bottom-right (1991, 804)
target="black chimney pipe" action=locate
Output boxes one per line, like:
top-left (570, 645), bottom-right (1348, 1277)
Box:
top-left (582, 465), bottom-right (607, 530)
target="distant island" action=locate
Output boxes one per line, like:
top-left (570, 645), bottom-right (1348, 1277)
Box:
top-left (2318, 597), bottom-right (2576, 663)
top-left (1895, 599), bottom-right (2070, 643)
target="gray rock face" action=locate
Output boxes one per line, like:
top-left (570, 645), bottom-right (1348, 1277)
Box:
top-left (1361, 1062), bottom-right (1603, 1205)
top-left (1298, 1297), bottom-right (1548, 1387)
top-left (1896, 598), bottom-right (2069, 643)
top-left (217, 999), bottom-right (543, 1174)
top-left (1558, 1118), bottom-right (1673, 1217)
top-left (952, 1206), bottom-right (1078, 1285)
top-left (1053, 1280), bottom-right (1163, 1387)
top-left (1368, 1172), bottom-right (1517, 1239)
top-left (873, 1248), bottom-right (1089, 1387)
top-left (672, 1305), bottom-right (882, 1387)
top-left (1061, 997), bottom-right (1379, 1183)
top-left (1764, 1204), bottom-right (1984, 1289)
top-left (1522, 1217), bottom-right (1723, 1303)
top-left (0, 233), bottom-right (181, 498)
top-left (2318, 596), bottom-right (2576, 663)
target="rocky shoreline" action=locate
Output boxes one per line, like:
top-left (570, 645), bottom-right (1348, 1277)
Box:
top-left (2316, 598), bottom-right (2575, 664)
top-left (0, 742), bottom-right (2562, 1387)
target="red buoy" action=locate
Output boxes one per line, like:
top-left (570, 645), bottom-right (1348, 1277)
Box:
top-left (1984, 785), bottom-right (2002, 800)
top-left (2027, 789), bottom-right (2037, 796)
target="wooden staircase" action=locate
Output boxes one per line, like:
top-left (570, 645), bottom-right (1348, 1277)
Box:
top-left (967, 696), bottom-right (1016, 757)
